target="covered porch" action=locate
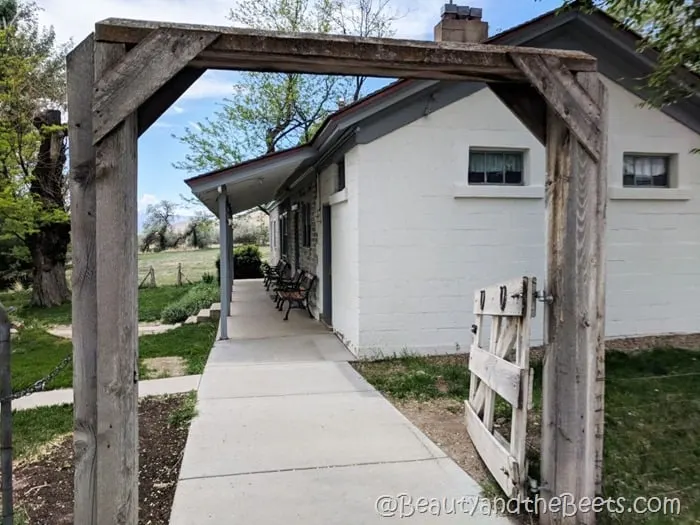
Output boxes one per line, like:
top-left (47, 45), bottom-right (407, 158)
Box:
top-left (218, 278), bottom-right (333, 346)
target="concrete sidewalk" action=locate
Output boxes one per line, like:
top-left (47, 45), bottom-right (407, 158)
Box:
top-left (169, 281), bottom-right (512, 524)
top-left (12, 374), bottom-right (201, 411)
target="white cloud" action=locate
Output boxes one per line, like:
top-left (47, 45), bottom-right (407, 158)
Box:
top-left (172, 105), bottom-right (185, 114)
top-left (138, 193), bottom-right (159, 211)
top-left (180, 72), bottom-right (242, 100)
top-left (37, 0), bottom-right (457, 49)
top-left (37, 0), bottom-right (233, 45)
top-left (187, 121), bottom-right (202, 132)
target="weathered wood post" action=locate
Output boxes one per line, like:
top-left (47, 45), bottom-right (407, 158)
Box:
top-left (67, 34), bottom-right (98, 525)
top-left (93, 40), bottom-right (140, 524)
top-left (524, 65), bottom-right (607, 523)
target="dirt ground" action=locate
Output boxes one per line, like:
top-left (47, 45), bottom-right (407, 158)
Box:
top-left (381, 333), bottom-right (700, 500)
top-left (14, 394), bottom-right (193, 525)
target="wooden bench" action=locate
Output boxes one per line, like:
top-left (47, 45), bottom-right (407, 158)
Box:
top-left (276, 272), bottom-right (317, 321)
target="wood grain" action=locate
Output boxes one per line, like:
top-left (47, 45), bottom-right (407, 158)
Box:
top-left (539, 72), bottom-right (607, 523)
top-left (91, 18), bottom-right (596, 85)
top-left (469, 344), bottom-right (523, 408)
top-left (67, 34), bottom-right (98, 525)
top-left (94, 40), bottom-right (139, 525)
top-left (510, 53), bottom-right (602, 161)
top-left (93, 28), bottom-right (218, 144)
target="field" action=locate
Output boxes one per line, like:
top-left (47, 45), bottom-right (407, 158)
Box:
top-left (137, 245), bottom-right (270, 286)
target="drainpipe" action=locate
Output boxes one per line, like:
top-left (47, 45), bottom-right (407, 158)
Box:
top-left (217, 186), bottom-right (229, 340)
top-left (227, 210), bottom-right (234, 303)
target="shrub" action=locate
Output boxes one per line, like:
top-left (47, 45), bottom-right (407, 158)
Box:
top-left (233, 232), bottom-right (258, 245)
top-left (161, 283), bottom-right (219, 324)
top-left (201, 272), bottom-right (214, 284)
top-left (216, 244), bottom-right (263, 281)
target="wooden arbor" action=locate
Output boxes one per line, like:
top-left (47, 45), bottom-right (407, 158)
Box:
top-left (67, 20), bottom-right (607, 525)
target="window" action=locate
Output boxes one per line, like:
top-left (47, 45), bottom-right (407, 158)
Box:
top-left (623, 154), bottom-right (670, 188)
top-left (280, 214), bottom-right (289, 257)
top-left (271, 219), bottom-right (276, 248)
top-left (301, 203), bottom-right (312, 247)
top-left (336, 158), bottom-right (346, 191)
top-left (468, 150), bottom-right (524, 185)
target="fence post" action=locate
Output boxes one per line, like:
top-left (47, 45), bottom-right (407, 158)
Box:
top-left (0, 303), bottom-right (13, 525)
top-left (150, 266), bottom-right (156, 288)
top-left (177, 263), bottom-right (182, 287)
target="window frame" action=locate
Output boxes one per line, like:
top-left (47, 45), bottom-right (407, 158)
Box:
top-left (468, 149), bottom-right (525, 186)
top-left (300, 203), bottom-right (312, 247)
top-left (336, 158), bottom-right (346, 192)
top-left (622, 153), bottom-right (671, 189)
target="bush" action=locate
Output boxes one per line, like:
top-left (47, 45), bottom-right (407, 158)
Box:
top-left (233, 232), bottom-right (258, 245)
top-left (161, 283), bottom-right (219, 324)
top-left (216, 244), bottom-right (264, 281)
top-left (201, 272), bottom-right (214, 284)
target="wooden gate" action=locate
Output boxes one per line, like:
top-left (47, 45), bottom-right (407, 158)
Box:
top-left (465, 276), bottom-right (536, 500)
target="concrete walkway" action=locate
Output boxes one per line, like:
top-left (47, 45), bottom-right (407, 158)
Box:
top-left (12, 374), bottom-right (201, 411)
top-left (169, 280), bottom-right (512, 524)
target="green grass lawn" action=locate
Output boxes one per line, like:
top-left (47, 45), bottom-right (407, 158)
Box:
top-left (13, 403), bottom-right (73, 460)
top-left (355, 347), bottom-right (700, 523)
top-left (1, 285), bottom-right (195, 326)
top-left (12, 391), bottom-right (198, 463)
top-left (10, 321), bottom-right (217, 391)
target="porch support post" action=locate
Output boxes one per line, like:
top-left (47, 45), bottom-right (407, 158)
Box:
top-left (93, 40), bottom-right (139, 524)
top-left (227, 209), bottom-right (233, 302)
top-left (218, 187), bottom-right (230, 340)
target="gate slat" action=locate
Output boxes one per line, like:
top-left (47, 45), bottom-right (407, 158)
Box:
top-left (469, 344), bottom-right (525, 408)
top-left (465, 401), bottom-right (517, 498)
top-left (473, 277), bottom-right (526, 316)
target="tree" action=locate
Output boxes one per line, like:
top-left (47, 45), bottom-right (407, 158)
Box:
top-left (181, 212), bottom-right (216, 249)
top-left (173, 0), bottom-right (403, 175)
top-left (564, 0), bottom-right (699, 107)
top-left (0, 0), bottom-right (70, 304)
top-left (140, 200), bottom-right (178, 252)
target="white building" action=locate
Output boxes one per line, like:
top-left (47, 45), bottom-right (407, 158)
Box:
top-left (186, 5), bottom-right (700, 357)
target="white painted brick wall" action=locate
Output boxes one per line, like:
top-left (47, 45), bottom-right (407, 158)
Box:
top-left (315, 157), bottom-right (360, 352)
top-left (351, 76), bottom-right (700, 358)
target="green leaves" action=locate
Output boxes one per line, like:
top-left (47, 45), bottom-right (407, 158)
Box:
top-left (566, 0), bottom-right (699, 107)
top-left (173, 0), bottom-right (403, 175)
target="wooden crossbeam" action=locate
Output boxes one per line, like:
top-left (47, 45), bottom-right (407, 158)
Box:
top-left (93, 18), bottom-right (597, 85)
top-left (489, 83), bottom-right (547, 144)
top-left (93, 28), bottom-right (218, 144)
top-left (510, 53), bottom-right (603, 161)
top-left (137, 67), bottom-right (204, 136)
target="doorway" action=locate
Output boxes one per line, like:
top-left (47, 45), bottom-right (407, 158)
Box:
top-left (322, 205), bottom-right (332, 327)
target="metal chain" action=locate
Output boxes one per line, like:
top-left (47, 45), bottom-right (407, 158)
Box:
top-left (1, 354), bottom-right (72, 403)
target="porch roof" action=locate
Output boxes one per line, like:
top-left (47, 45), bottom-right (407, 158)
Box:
top-left (184, 78), bottom-right (435, 214)
top-left (185, 146), bottom-right (317, 215)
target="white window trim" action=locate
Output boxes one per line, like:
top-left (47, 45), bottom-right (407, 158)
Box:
top-left (611, 151), bottom-right (691, 200)
top-left (327, 188), bottom-right (348, 206)
top-left (609, 187), bottom-right (691, 201)
top-left (454, 183), bottom-right (544, 199)
top-left (467, 147), bottom-right (528, 187)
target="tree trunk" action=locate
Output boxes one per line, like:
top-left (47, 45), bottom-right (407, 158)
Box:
top-left (27, 109), bottom-right (70, 307)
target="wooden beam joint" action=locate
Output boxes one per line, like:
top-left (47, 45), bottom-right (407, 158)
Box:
top-left (93, 27), bottom-right (219, 144)
top-left (510, 53), bottom-right (603, 160)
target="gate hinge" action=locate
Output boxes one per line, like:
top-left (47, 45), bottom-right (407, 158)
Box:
top-left (534, 290), bottom-right (553, 304)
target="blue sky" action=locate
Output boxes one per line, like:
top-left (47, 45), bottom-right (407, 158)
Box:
top-left (39, 0), bottom-right (562, 214)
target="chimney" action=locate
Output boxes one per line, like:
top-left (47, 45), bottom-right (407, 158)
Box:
top-left (434, 3), bottom-right (488, 44)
